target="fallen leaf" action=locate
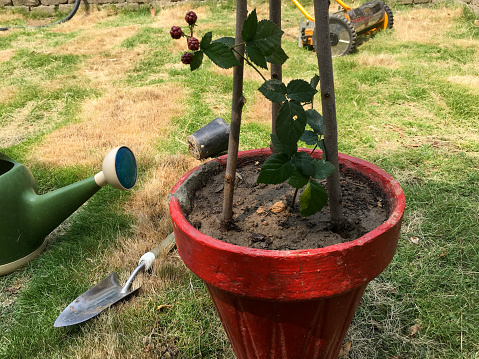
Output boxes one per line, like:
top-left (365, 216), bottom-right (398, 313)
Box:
top-left (338, 341), bottom-right (352, 357)
top-left (5, 283), bottom-right (22, 295)
top-left (271, 201), bottom-right (286, 213)
top-left (410, 236), bottom-right (420, 244)
top-left (157, 304), bottom-right (172, 311)
top-left (410, 324), bottom-right (421, 338)
top-left (439, 250), bottom-right (447, 257)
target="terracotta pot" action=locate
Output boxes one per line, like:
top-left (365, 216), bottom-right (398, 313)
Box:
top-left (169, 148), bottom-right (405, 359)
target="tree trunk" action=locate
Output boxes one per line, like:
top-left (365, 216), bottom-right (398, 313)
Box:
top-left (221, 0), bottom-right (248, 230)
top-left (313, 0), bottom-right (343, 229)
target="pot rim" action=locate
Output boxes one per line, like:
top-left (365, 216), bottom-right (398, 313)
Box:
top-left (170, 148), bottom-right (405, 257)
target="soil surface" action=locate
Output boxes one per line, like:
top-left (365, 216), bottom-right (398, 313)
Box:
top-left (186, 157), bottom-right (390, 251)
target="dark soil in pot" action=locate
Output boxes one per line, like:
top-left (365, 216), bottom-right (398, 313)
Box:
top-left (185, 154), bottom-right (390, 251)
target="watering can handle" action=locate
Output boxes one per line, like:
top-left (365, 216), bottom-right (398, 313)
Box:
top-left (138, 232), bottom-right (176, 271)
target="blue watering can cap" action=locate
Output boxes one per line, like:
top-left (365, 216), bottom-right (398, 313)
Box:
top-left (94, 146), bottom-right (137, 190)
top-left (115, 146), bottom-right (137, 190)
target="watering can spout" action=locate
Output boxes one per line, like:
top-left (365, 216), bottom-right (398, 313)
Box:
top-left (0, 146), bottom-right (137, 276)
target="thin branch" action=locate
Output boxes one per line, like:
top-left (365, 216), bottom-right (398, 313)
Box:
top-left (231, 48), bottom-right (268, 82)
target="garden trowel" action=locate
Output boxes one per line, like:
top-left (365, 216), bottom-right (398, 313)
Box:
top-left (54, 232), bottom-right (175, 327)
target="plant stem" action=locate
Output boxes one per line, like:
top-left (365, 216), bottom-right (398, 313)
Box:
top-left (221, 0), bottom-right (248, 231)
top-left (313, 0), bottom-right (343, 229)
top-left (232, 48), bottom-right (267, 82)
top-left (291, 188), bottom-right (299, 208)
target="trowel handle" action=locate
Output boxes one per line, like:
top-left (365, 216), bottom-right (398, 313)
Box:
top-left (138, 232), bottom-right (176, 271)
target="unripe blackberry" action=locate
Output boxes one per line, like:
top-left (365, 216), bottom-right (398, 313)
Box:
top-left (185, 11), bottom-right (197, 25)
top-left (187, 37), bottom-right (200, 51)
top-left (181, 52), bottom-right (194, 65)
top-left (170, 26), bottom-right (182, 39)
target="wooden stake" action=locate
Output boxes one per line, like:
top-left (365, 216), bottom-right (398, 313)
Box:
top-left (269, 0), bottom-right (282, 141)
top-left (313, 0), bottom-right (344, 229)
top-left (221, 0), bottom-right (248, 230)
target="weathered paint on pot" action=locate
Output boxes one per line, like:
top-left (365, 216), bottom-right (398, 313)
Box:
top-left (169, 148), bottom-right (405, 358)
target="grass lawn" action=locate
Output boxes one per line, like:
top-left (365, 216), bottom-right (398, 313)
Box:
top-left (0, 0), bottom-right (478, 357)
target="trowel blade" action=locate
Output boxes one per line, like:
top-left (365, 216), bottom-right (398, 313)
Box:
top-left (54, 272), bottom-right (139, 327)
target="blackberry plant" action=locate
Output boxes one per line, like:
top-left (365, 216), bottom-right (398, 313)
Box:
top-left (170, 10), bottom-right (335, 217)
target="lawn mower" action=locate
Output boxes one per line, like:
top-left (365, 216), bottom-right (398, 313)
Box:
top-left (292, 0), bottom-right (394, 56)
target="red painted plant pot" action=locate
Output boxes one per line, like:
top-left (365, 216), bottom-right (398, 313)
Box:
top-left (169, 148), bottom-right (405, 359)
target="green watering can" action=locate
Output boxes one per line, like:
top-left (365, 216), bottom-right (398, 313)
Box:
top-left (0, 146), bottom-right (137, 276)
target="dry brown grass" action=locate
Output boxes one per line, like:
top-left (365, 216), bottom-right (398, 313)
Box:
top-left (110, 154), bottom-right (199, 286)
top-left (30, 84), bottom-right (186, 167)
top-left (356, 53), bottom-right (401, 69)
top-left (392, 7), bottom-right (463, 44)
top-left (0, 84), bottom-right (17, 104)
top-left (52, 8), bottom-right (110, 33)
top-left (153, 4), bottom-right (211, 30)
top-left (0, 100), bottom-right (65, 148)
top-left (55, 25), bottom-right (139, 55)
top-left (0, 49), bottom-right (15, 63)
top-left (243, 92), bottom-right (272, 125)
top-left (82, 46), bottom-right (147, 88)
top-left (447, 75), bottom-right (479, 92)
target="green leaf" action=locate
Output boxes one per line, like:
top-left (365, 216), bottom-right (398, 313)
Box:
top-left (250, 19), bottom-right (283, 56)
top-left (288, 168), bottom-right (309, 189)
top-left (287, 79), bottom-right (317, 103)
top-left (258, 79), bottom-right (287, 103)
top-left (271, 133), bottom-right (297, 157)
top-left (306, 109), bottom-right (323, 136)
top-left (246, 42), bottom-right (268, 69)
top-left (265, 47), bottom-right (288, 65)
top-left (300, 130), bottom-right (320, 145)
top-left (256, 154), bottom-right (293, 184)
top-left (200, 32), bottom-right (212, 49)
top-left (190, 51), bottom-right (204, 71)
top-left (292, 151), bottom-right (315, 177)
top-left (242, 9), bottom-right (258, 42)
top-left (312, 159), bottom-right (335, 180)
top-left (299, 180), bottom-right (328, 217)
top-left (213, 37), bottom-right (235, 47)
top-left (275, 100), bottom-right (306, 155)
top-left (203, 41), bottom-right (240, 69)
top-left (310, 74), bottom-right (320, 89)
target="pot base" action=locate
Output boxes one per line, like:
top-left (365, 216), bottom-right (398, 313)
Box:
top-left (208, 284), bottom-right (367, 358)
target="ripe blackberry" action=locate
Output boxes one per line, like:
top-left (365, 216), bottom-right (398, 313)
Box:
top-left (181, 52), bottom-right (194, 65)
top-left (187, 37), bottom-right (200, 51)
top-left (170, 26), bottom-right (182, 39)
top-left (185, 11), bottom-right (197, 25)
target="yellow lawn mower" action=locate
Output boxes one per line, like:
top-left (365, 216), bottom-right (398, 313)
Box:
top-left (292, 0), bottom-right (394, 56)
